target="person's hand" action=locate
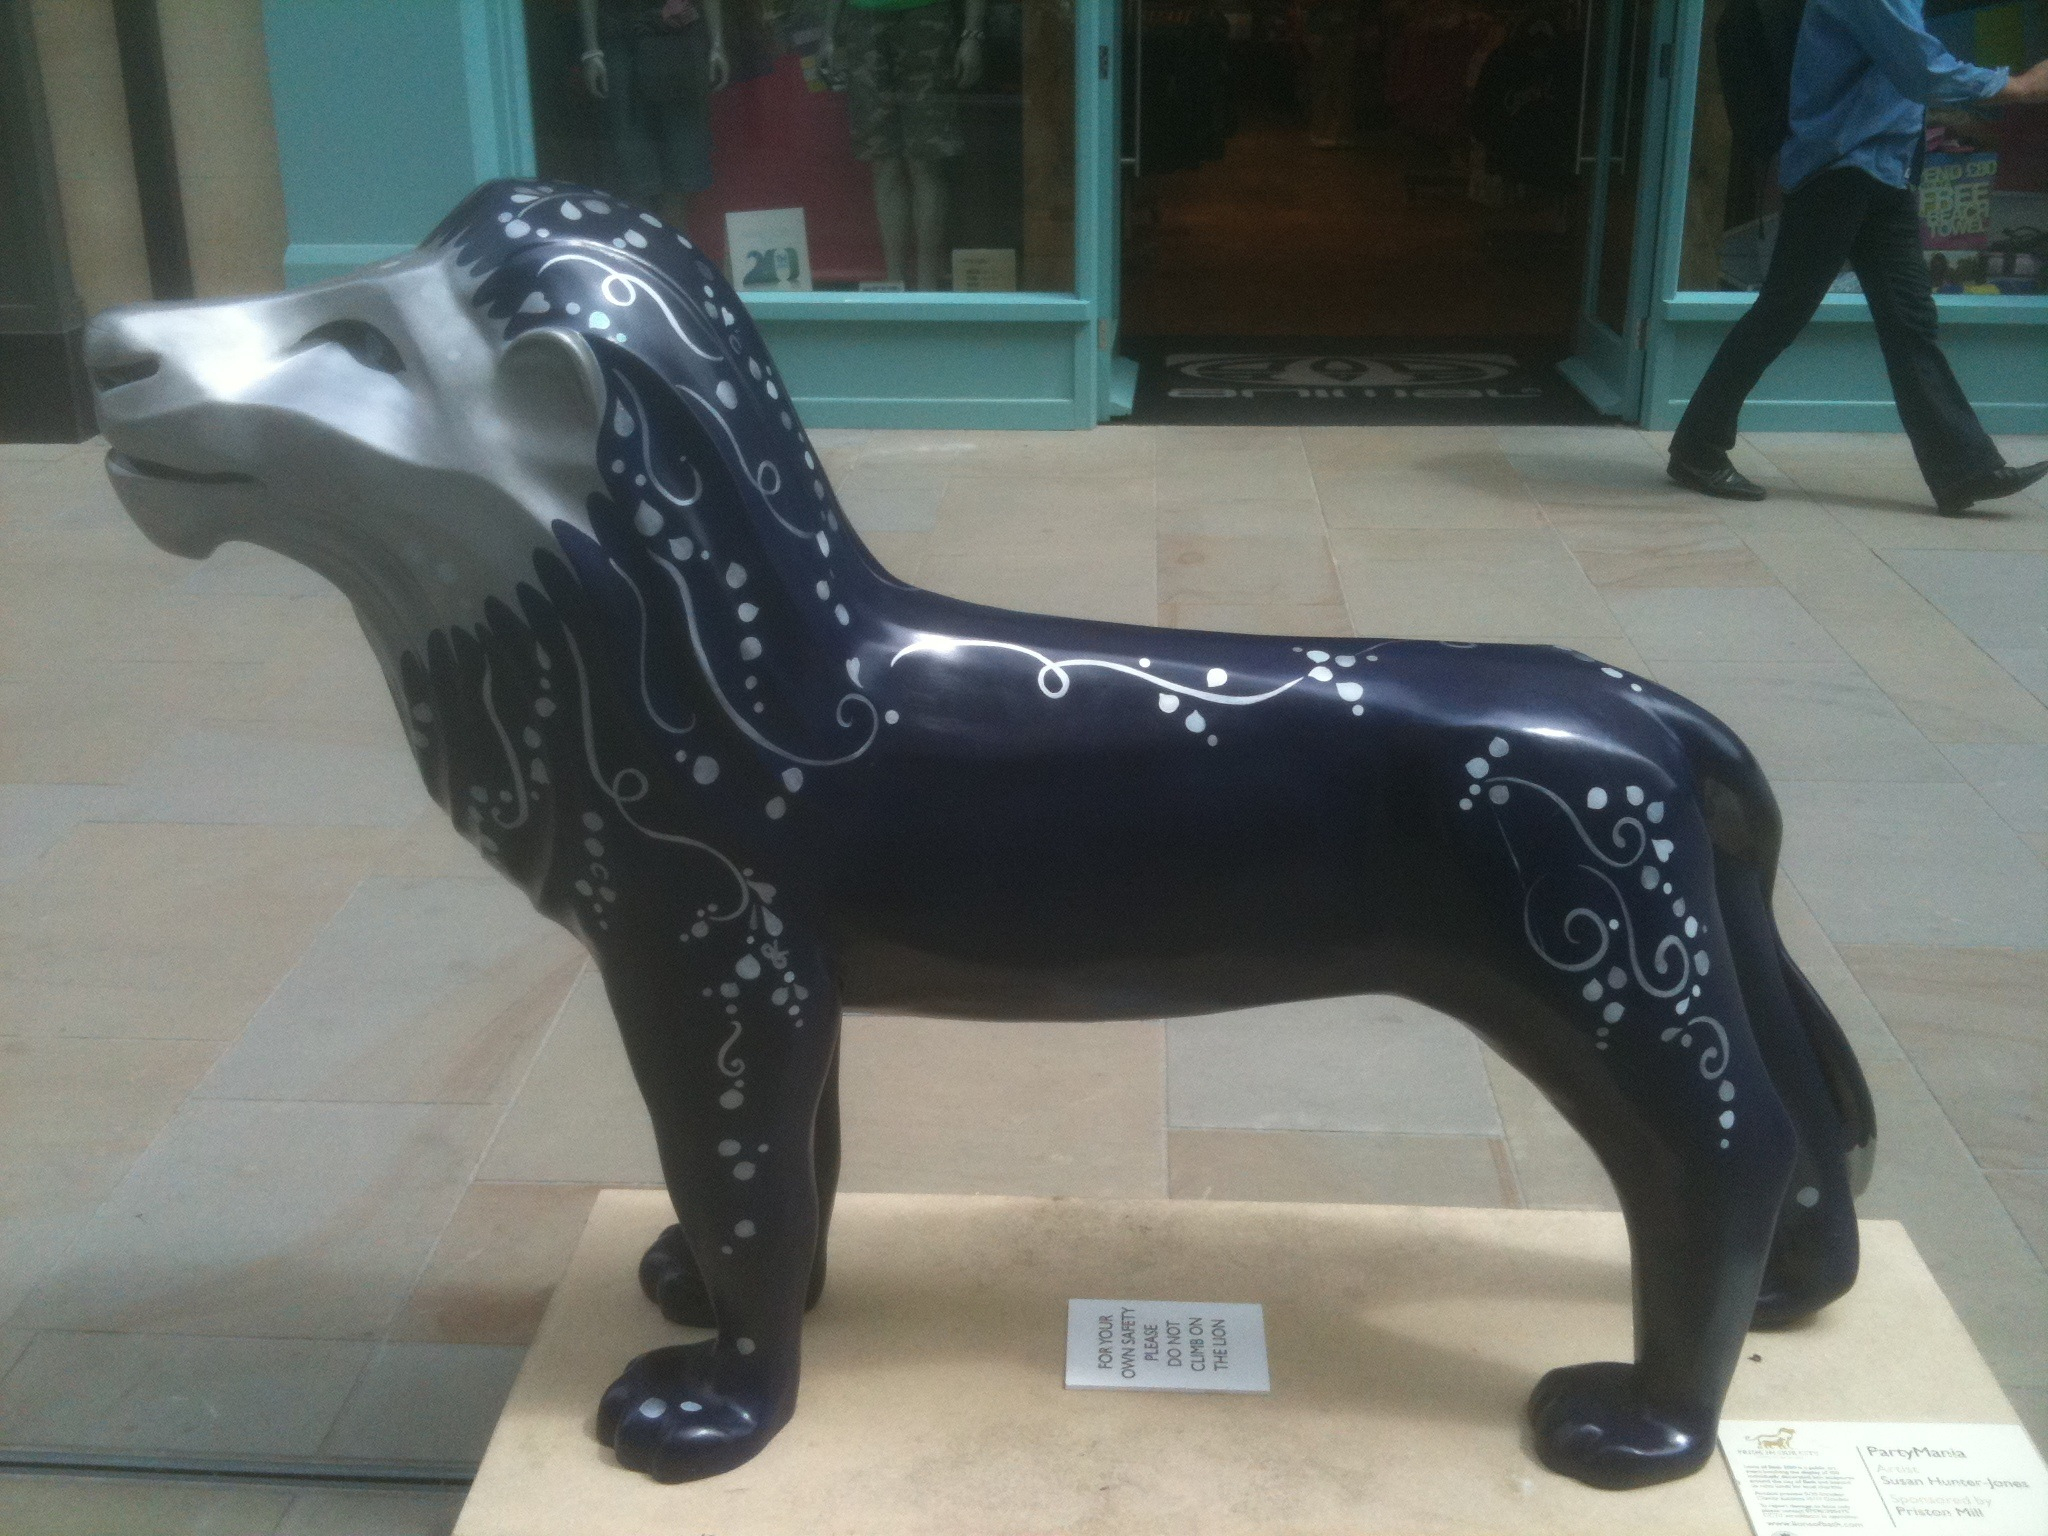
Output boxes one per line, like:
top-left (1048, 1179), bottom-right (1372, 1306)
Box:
top-left (709, 42), bottom-right (730, 90)
top-left (955, 33), bottom-right (983, 89)
top-left (583, 48), bottom-right (609, 99)
top-left (818, 33), bottom-right (836, 82)
top-left (1995, 58), bottom-right (2048, 105)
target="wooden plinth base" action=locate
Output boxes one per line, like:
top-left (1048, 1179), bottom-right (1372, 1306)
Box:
top-left (456, 1192), bottom-right (2020, 1535)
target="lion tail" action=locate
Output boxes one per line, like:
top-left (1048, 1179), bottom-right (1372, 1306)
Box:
top-left (1777, 937), bottom-right (1877, 1195)
top-left (1651, 686), bottom-right (1876, 1196)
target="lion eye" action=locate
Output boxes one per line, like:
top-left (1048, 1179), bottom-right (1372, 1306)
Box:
top-left (292, 319), bottom-right (405, 374)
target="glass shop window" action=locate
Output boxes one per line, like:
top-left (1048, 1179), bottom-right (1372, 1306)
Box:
top-left (523, 0), bottom-right (1076, 294)
top-left (1677, 0), bottom-right (2048, 297)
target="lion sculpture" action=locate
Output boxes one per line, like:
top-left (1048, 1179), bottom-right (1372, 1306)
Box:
top-left (88, 180), bottom-right (1875, 1492)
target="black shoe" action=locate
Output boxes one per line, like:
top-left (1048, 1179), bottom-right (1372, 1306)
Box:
top-left (1667, 450), bottom-right (1767, 501)
top-left (1933, 460), bottom-right (2048, 517)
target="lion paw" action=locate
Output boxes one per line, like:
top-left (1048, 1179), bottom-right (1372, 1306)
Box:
top-left (639, 1225), bottom-right (717, 1328)
top-left (638, 1224), bottom-right (828, 1329)
top-left (595, 1341), bottom-right (793, 1482)
top-left (1528, 1361), bottom-right (1713, 1489)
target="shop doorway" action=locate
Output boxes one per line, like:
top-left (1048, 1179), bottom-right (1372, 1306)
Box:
top-left (1118, 1), bottom-right (1639, 423)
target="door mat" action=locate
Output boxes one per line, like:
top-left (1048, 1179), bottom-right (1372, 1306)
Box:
top-left (1123, 337), bottom-right (1605, 425)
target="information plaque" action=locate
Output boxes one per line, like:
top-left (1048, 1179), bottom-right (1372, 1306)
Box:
top-left (1720, 1420), bottom-right (2048, 1535)
top-left (1065, 1299), bottom-right (1271, 1394)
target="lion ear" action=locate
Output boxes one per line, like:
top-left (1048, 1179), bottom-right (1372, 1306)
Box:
top-left (494, 326), bottom-right (605, 447)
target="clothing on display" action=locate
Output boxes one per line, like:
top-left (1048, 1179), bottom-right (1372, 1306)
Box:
top-left (1135, 3), bottom-right (1236, 175)
top-left (531, 0), bottom-right (1060, 291)
top-left (600, 29), bottom-right (718, 200)
top-left (586, 0), bottom-right (725, 206)
top-left (1302, 2), bottom-right (1364, 147)
top-left (602, 0), bottom-right (704, 34)
top-left (1383, 2), bottom-right (1497, 144)
top-left (1468, 5), bottom-right (1583, 193)
top-left (841, 0), bottom-right (966, 163)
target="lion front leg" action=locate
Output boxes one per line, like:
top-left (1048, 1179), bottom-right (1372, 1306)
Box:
top-left (638, 1042), bottom-right (840, 1328)
top-left (590, 926), bottom-right (840, 1483)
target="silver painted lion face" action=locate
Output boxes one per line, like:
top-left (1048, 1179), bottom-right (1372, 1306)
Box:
top-left (88, 245), bottom-right (605, 655)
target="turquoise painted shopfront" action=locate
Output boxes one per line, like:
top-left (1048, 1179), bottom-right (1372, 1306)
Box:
top-left (263, 0), bottom-right (1121, 429)
top-left (1647, 0), bottom-right (2048, 433)
top-left (262, 0), bottom-right (2046, 431)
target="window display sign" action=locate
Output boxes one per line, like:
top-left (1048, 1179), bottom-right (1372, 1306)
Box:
top-left (1919, 142), bottom-right (2001, 250)
top-left (949, 245), bottom-right (1017, 289)
top-left (524, 0), bottom-right (1076, 292)
top-left (728, 206), bottom-right (814, 288)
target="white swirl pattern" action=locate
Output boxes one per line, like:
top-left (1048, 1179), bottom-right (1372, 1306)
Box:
top-left (891, 636), bottom-right (1310, 706)
top-left (537, 252), bottom-right (723, 361)
top-left (646, 553), bottom-right (880, 767)
top-left (1458, 706), bottom-right (1740, 1145)
top-left (477, 660), bottom-right (532, 831)
top-left (606, 558), bottom-right (698, 738)
top-left (558, 628), bottom-right (757, 924)
top-left (1483, 777), bottom-right (1652, 868)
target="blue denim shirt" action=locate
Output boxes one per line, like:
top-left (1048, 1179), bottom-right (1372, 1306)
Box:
top-left (1781, 0), bottom-right (2009, 192)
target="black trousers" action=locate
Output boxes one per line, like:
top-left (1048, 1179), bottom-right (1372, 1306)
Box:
top-left (1673, 166), bottom-right (2003, 493)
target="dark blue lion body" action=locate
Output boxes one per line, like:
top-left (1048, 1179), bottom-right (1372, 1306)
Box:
top-left (325, 182), bottom-right (1882, 1489)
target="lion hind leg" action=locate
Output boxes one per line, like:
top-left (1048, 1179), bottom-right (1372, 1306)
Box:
top-left (1436, 946), bottom-right (1795, 1486)
top-left (1435, 775), bottom-right (1798, 1489)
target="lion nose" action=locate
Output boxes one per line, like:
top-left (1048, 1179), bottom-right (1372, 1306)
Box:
top-left (84, 311), bottom-right (164, 394)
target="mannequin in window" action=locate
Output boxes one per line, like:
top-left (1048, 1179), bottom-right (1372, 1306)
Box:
top-left (821, 0), bottom-right (987, 290)
top-left (1303, 1), bottom-right (1362, 150)
top-left (579, 0), bottom-right (731, 230)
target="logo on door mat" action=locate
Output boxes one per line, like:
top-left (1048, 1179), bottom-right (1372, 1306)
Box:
top-left (1164, 351), bottom-right (1543, 399)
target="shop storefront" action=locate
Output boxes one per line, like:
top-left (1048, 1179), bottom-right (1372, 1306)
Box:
top-left (263, 0), bottom-right (1122, 429)
top-left (10, 1), bottom-right (2045, 436)
top-left (1644, 0), bottom-right (2048, 432)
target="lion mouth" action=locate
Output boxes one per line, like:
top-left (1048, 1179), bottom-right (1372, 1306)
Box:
top-left (107, 450), bottom-right (257, 486)
top-left (92, 357), bottom-right (161, 391)
top-left (104, 448), bottom-right (263, 561)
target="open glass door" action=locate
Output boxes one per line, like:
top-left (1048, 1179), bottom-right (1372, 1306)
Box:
top-left (1091, 0), bottom-right (1132, 419)
top-left (1559, 0), bottom-right (1679, 417)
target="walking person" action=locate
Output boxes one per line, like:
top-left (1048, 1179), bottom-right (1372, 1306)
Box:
top-left (1668, 0), bottom-right (2048, 515)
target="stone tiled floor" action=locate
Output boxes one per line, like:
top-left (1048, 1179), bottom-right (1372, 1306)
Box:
top-left (1, 423), bottom-right (2045, 1533)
